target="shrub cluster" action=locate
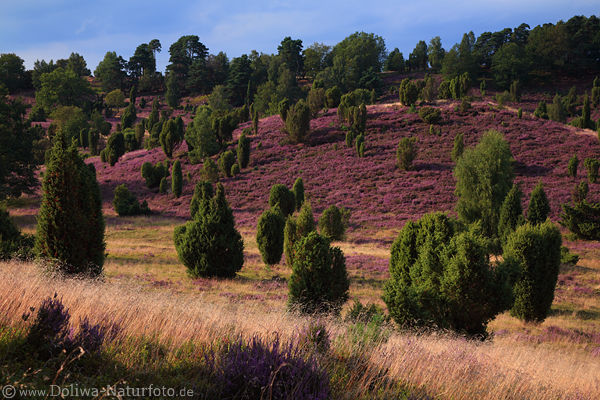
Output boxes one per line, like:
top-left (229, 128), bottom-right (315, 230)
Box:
top-left (318, 205), bottom-right (348, 241)
top-left (285, 100), bottom-right (311, 144)
top-left (418, 107), bottom-right (441, 124)
top-left (398, 79), bottom-right (419, 106)
top-left (113, 184), bottom-right (150, 216)
top-left (141, 160), bottom-right (170, 189)
top-left (100, 131), bottom-right (125, 166)
top-left (284, 201), bottom-right (316, 266)
top-left (396, 137), bottom-right (417, 170)
top-left (269, 184), bottom-right (296, 217)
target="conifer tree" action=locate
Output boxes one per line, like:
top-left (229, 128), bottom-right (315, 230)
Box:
top-left (284, 200), bottom-right (316, 266)
top-left (256, 207), bottom-right (285, 266)
top-left (236, 132), bottom-right (250, 169)
top-left (568, 154), bottom-right (579, 177)
top-left (35, 132), bottom-right (105, 275)
top-left (527, 182), bottom-right (550, 225)
top-left (452, 132), bottom-right (464, 162)
top-left (498, 183), bottom-right (524, 245)
top-left (172, 160), bottom-right (182, 198)
top-left (292, 177), bottom-right (305, 211)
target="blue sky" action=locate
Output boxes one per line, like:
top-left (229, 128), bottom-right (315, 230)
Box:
top-left (1, 1), bottom-right (598, 73)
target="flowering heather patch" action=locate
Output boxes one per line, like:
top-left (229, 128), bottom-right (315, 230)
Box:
top-left (88, 99), bottom-right (600, 244)
top-left (346, 254), bottom-right (389, 275)
top-left (210, 334), bottom-right (330, 400)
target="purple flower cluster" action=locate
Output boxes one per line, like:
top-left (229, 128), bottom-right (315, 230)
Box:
top-left (210, 335), bottom-right (330, 400)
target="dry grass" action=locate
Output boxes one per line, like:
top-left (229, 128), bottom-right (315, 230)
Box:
top-left (1, 261), bottom-right (598, 400)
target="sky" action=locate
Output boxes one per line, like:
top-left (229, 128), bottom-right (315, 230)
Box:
top-left (1, 1), bottom-right (598, 73)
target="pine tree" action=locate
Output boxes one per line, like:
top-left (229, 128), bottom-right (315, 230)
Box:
top-left (498, 184), bottom-right (524, 245)
top-left (172, 160), bottom-right (182, 198)
top-left (256, 207), bottom-right (286, 266)
top-left (35, 132), bottom-right (105, 275)
top-left (527, 182), bottom-right (550, 225)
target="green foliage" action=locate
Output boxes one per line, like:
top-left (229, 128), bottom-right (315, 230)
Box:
top-left (141, 160), bottom-right (169, 188)
top-left (284, 201), bottom-right (316, 266)
top-left (318, 205), bottom-right (346, 241)
top-left (581, 94), bottom-right (593, 129)
top-left (385, 48), bottom-right (405, 72)
top-left (91, 110), bottom-right (111, 137)
top-left (307, 87), bottom-right (325, 117)
top-left (452, 132), bottom-right (464, 162)
top-left (561, 246), bottom-right (579, 266)
top-left (479, 80), bottom-right (486, 97)
top-left (454, 130), bottom-right (514, 239)
top-left (324, 86), bottom-right (341, 108)
top-left (123, 128), bottom-right (139, 152)
top-left (396, 137), bottom-right (417, 171)
top-left (548, 94), bottom-right (566, 123)
top-left (568, 154), bottom-right (578, 177)
top-left (278, 98), bottom-right (290, 122)
top-left (94, 51), bottom-right (126, 92)
top-left (218, 150), bottom-right (236, 178)
top-left (269, 184), bottom-right (296, 217)
top-left (35, 133), bottom-right (105, 275)
top-left (288, 231), bottom-right (349, 314)
top-left (0, 95), bottom-right (40, 198)
top-left (285, 100), bottom-right (311, 144)
top-left (354, 134), bottom-right (365, 157)
top-left (509, 80), bottom-right (521, 102)
top-left (504, 222), bottom-right (562, 323)
top-left (159, 177), bottom-right (168, 194)
top-left (527, 182), bottom-right (550, 225)
top-left (160, 117), bottom-right (184, 158)
top-left (256, 207), bottom-right (286, 265)
top-left (230, 163), bottom-right (240, 176)
top-left (211, 112), bottom-right (238, 145)
top-left (495, 91), bottom-right (511, 106)
top-left (292, 177), bottom-right (305, 211)
top-left (171, 160), bottom-right (183, 198)
top-left (421, 75), bottom-right (437, 102)
top-left (252, 108), bottom-right (259, 135)
top-left (560, 200), bottom-right (600, 240)
top-left (189, 181), bottom-right (214, 220)
top-left (584, 158), bottom-right (599, 183)
top-left (174, 183), bottom-right (244, 278)
top-left (0, 53), bottom-right (29, 93)
top-left (134, 122), bottom-right (145, 145)
top-left (208, 85), bottom-right (231, 113)
top-left (87, 129), bottom-right (99, 156)
top-left (418, 107), bottom-right (441, 124)
top-left (185, 106), bottom-right (219, 160)
top-left (498, 184), bottom-right (525, 246)
top-left (102, 131), bottom-right (125, 166)
top-left (398, 79), bottom-right (419, 106)
top-left (533, 101), bottom-right (548, 119)
top-left (121, 103), bottom-right (137, 129)
top-left (49, 106), bottom-right (89, 144)
top-left (113, 184), bottom-right (150, 216)
top-left (104, 89), bottom-right (125, 109)
top-left (202, 158), bottom-right (219, 183)
top-left (572, 180), bottom-right (589, 203)
top-left (236, 132), bottom-right (250, 169)
top-left (36, 67), bottom-right (93, 113)
top-left (517, 107), bottom-right (523, 119)
top-left (147, 97), bottom-right (160, 132)
top-left (383, 213), bottom-right (512, 335)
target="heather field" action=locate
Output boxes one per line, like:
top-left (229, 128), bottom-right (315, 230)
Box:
top-left (4, 86), bottom-right (600, 398)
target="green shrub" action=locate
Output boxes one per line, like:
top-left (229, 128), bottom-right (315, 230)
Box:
top-left (452, 132), bottom-right (464, 162)
top-left (533, 101), bottom-right (548, 119)
top-left (396, 137), bottom-right (417, 171)
top-left (172, 160), bottom-right (183, 198)
top-left (560, 200), bottom-right (600, 240)
top-left (418, 107), bottom-right (441, 124)
top-left (382, 213), bottom-right (512, 335)
top-left (189, 181), bottom-right (214, 220)
top-left (236, 133), bottom-right (250, 169)
top-left (308, 88), bottom-right (325, 117)
top-left (0, 207), bottom-right (33, 260)
top-left (160, 117), bottom-right (184, 158)
top-left (498, 184), bottom-right (525, 246)
top-left (202, 158), bottom-right (219, 183)
top-left (504, 222), bottom-right (562, 323)
top-left (527, 182), bottom-right (550, 225)
top-left (325, 86), bottom-right (341, 108)
top-left (318, 205), bottom-right (346, 241)
top-left (256, 207), bottom-right (286, 266)
top-left (548, 94), bottom-right (566, 123)
top-left (121, 103), bottom-right (136, 129)
top-left (269, 184), bottom-right (296, 217)
top-left (285, 100), bottom-right (311, 144)
top-left (454, 130), bottom-right (514, 239)
top-left (159, 177), bottom-right (168, 194)
top-left (35, 133), bottom-right (105, 275)
top-left (568, 154), bottom-right (579, 177)
top-left (288, 231), bottom-right (349, 314)
top-left (219, 150), bottom-right (236, 177)
top-left (88, 129), bottom-right (99, 155)
top-left (292, 177), bottom-right (305, 211)
top-left (113, 184), bottom-right (150, 216)
top-left (584, 158), bottom-right (599, 183)
top-left (398, 78), bottom-right (419, 106)
top-left (230, 163), bottom-right (240, 176)
top-left (141, 160), bottom-right (169, 188)
top-left (284, 201), bottom-right (316, 266)
top-left (102, 131), bottom-right (125, 166)
top-left (509, 80), bottom-right (520, 102)
top-left (561, 246), bottom-right (579, 266)
top-left (279, 98), bottom-right (290, 123)
top-left (517, 107), bottom-right (522, 119)
top-left (174, 183), bottom-right (244, 278)
top-left (572, 181), bottom-right (589, 203)
top-left (354, 134), bottom-right (364, 157)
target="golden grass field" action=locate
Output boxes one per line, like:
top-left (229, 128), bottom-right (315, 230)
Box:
top-left (3, 200), bottom-right (600, 399)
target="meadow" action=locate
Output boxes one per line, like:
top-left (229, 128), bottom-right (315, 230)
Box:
top-left (3, 87), bottom-right (600, 398)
